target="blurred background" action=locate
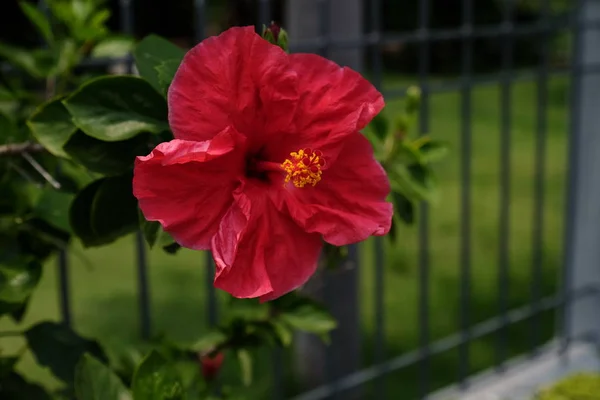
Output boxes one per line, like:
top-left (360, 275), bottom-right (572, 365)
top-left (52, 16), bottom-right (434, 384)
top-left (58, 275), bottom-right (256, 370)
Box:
top-left (1, 0), bottom-right (596, 399)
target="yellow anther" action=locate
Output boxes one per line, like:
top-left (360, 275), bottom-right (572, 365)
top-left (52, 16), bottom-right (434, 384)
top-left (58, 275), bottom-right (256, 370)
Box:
top-left (281, 148), bottom-right (325, 188)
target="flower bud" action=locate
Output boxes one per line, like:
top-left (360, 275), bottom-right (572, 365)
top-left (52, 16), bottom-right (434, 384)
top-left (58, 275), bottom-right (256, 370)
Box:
top-left (405, 86), bottom-right (422, 115)
top-left (199, 351), bottom-right (224, 381)
top-left (395, 114), bottom-right (410, 140)
top-left (262, 22), bottom-right (289, 52)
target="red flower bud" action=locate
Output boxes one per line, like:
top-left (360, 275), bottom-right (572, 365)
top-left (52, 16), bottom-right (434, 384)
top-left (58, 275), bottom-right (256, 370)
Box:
top-left (261, 22), bottom-right (289, 52)
top-left (199, 352), bottom-right (224, 381)
top-left (266, 22), bottom-right (281, 42)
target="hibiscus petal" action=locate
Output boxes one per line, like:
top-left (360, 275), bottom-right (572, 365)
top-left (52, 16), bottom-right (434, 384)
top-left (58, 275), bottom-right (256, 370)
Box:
top-left (212, 181), bottom-right (323, 300)
top-left (133, 127), bottom-right (244, 250)
top-left (168, 26), bottom-right (298, 149)
top-left (276, 131), bottom-right (393, 246)
top-left (269, 53), bottom-right (383, 162)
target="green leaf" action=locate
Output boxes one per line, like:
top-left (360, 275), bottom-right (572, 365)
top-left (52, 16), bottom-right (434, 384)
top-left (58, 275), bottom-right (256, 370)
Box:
top-left (25, 321), bottom-right (108, 384)
top-left (55, 159), bottom-right (96, 192)
top-left (191, 330), bottom-right (228, 353)
top-left (70, 175), bottom-right (139, 247)
top-left (0, 179), bottom-right (43, 216)
top-left (155, 59), bottom-right (181, 95)
top-left (19, 2), bottom-right (54, 45)
top-left (396, 141), bottom-right (423, 165)
top-left (78, 9), bottom-right (110, 41)
top-left (48, 0), bottom-right (109, 42)
top-left (91, 175), bottom-right (139, 243)
top-left (131, 351), bottom-right (184, 400)
top-left (225, 299), bottom-right (269, 324)
top-left (91, 36), bottom-right (135, 59)
top-left (27, 97), bottom-right (77, 158)
top-left (389, 164), bottom-right (438, 203)
top-left (369, 113), bottom-right (389, 141)
top-left (52, 38), bottom-right (80, 76)
top-left (0, 89), bottom-right (22, 119)
top-left (63, 76), bottom-right (169, 141)
top-left (237, 349), bottom-right (252, 387)
top-left (0, 43), bottom-right (55, 78)
top-left (0, 357), bottom-right (19, 380)
top-left (0, 113), bottom-right (20, 145)
top-left (417, 140), bottom-right (449, 163)
top-left (0, 300), bottom-right (28, 320)
top-left (138, 212), bottom-right (176, 250)
top-left (69, 179), bottom-right (104, 246)
top-left (0, 259), bottom-right (42, 304)
top-left (321, 243), bottom-right (348, 270)
top-left (269, 320), bottom-right (293, 347)
top-left (74, 354), bottom-right (132, 400)
top-left (8, 300), bottom-right (29, 323)
top-left (162, 242), bottom-right (181, 255)
top-left (63, 131), bottom-right (151, 175)
top-left (273, 294), bottom-right (337, 340)
top-left (140, 214), bottom-right (160, 248)
top-left (0, 372), bottom-right (52, 400)
top-left (33, 189), bottom-right (74, 232)
top-left (134, 35), bottom-right (185, 94)
top-left (392, 191), bottom-right (414, 225)
top-left (280, 306), bottom-right (337, 337)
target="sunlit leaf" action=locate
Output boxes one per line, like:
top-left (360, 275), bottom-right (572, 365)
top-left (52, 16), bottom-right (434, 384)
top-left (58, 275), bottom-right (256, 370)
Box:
top-left (74, 354), bottom-right (132, 400)
top-left (134, 35), bottom-right (185, 94)
top-left (63, 76), bottom-right (169, 141)
top-left (131, 351), bottom-right (183, 400)
top-left (19, 2), bottom-right (54, 45)
top-left (26, 322), bottom-right (108, 384)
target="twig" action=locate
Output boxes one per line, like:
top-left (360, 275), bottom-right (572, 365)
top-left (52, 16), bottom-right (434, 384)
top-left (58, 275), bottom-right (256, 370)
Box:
top-left (0, 142), bottom-right (45, 156)
top-left (21, 152), bottom-right (61, 189)
top-left (7, 160), bottom-right (42, 186)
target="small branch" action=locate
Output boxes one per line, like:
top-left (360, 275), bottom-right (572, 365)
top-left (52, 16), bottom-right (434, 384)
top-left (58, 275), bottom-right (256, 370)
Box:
top-left (22, 152), bottom-right (61, 189)
top-left (0, 142), bottom-right (45, 156)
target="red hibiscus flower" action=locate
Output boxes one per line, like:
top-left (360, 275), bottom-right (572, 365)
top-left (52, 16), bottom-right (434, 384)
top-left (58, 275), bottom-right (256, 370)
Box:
top-left (133, 26), bottom-right (392, 301)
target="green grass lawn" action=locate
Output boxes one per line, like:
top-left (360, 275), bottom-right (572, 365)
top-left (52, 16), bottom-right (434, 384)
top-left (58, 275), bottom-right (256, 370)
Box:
top-left (0, 75), bottom-right (570, 399)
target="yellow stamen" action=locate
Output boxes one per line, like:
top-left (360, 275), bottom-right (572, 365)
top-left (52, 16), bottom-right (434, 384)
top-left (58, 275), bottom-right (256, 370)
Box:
top-left (281, 148), bottom-right (325, 188)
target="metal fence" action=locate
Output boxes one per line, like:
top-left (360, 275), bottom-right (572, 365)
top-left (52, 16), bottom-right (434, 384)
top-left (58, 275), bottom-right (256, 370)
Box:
top-left (21, 0), bottom-right (600, 398)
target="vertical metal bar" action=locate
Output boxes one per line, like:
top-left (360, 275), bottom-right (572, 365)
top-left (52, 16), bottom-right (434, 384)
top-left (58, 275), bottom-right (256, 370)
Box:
top-left (256, 2), bottom-right (283, 399)
top-left (38, 0), bottom-right (73, 327)
top-left (194, 0), bottom-right (206, 44)
top-left (119, 0), bottom-right (134, 34)
top-left (496, 0), bottom-right (514, 371)
top-left (370, 0), bottom-right (386, 398)
top-left (373, 235), bottom-right (385, 398)
top-left (57, 251), bottom-right (72, 326)
top-left (530, 0), bottom-right (551, 357)
top-left (271, 348), bottom-right (284, 400)
top-left (135, 232), bottom-right (151, 339)
top-left (560, 0), bottom-right (585, 353)
top-left (118, 0), bottom-right (151, 339)
top-left (370, 0), bottom-right (383, 90)
top-left (318, 0), bottom-right (330, 57)
top-left (118, 0), bottom-right (134, 73)
top-left (258, 0), bottom-right (271, 27)
top-left (458, 0), bottom-right (473, 389)
top-left (205, 254), bottom-right (218, 326)
top-left (317, 0), bottom-right (336, 395)
top-left (192, 0), bottom-right (219, 330)
top-left (417, 0), bottom-right (432, 398)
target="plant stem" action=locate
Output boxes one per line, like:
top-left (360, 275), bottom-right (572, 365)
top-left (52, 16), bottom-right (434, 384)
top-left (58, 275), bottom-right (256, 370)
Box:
top-left (0, 142), bottom-right (45, 156)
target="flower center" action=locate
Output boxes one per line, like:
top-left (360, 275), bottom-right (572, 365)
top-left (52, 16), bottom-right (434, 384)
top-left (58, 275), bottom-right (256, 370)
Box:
top-left (281, 148), bottom-right (325, 188)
